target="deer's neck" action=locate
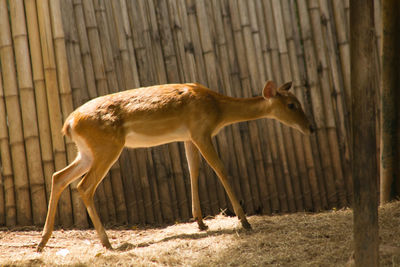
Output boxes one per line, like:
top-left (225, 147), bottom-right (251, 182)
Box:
top-left (219, 96), bottom-right (272, 127)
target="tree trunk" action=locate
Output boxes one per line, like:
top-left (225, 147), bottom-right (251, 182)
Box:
top-left (350, 0), bottom-right (379, 266)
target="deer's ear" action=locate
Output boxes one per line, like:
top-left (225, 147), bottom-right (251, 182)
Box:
top-left (262, 81), bottom-right (277, 99)
top-left (280, 81), bottom-right (293, 91)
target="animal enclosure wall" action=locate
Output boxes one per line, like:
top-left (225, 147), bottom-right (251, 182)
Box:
top-left (0, 0), bottom-right (382, 227)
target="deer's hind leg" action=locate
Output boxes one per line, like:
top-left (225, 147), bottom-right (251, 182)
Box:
top-left (76, 140), bottom-right (124, 249)
top-left (185, 141), bottom-right (208, 230)
top-left (37, 151), bottom-right (92, 252)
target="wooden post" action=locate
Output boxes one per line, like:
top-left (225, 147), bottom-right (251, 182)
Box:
top-left (350, 0), bottom-right (379, 265)
top-left (380, 0), bottom-right (400, 204)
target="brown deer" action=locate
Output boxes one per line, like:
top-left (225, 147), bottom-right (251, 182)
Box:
top-left (37, 81), bottom-right (313, 251)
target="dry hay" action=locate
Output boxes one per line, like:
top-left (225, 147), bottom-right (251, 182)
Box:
top-left (1, 201), bottom-right (400, 266)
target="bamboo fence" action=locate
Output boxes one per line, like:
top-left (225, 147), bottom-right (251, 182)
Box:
top-left (0, 0), bottom-right (382, 227)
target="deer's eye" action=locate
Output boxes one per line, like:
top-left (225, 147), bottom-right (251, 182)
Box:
top-left (288, 103), bottom-right (295, 110)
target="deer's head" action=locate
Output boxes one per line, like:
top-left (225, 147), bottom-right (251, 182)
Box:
top-left (263, 81), bottom-right (314, 135)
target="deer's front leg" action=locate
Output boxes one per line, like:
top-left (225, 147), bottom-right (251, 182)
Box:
top-left (191, 136), bottom-right (251, 230)
top-left (184, 141), bottom-right (208, 230)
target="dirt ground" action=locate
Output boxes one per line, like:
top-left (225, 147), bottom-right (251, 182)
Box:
top-left (1, 202), bottom-right (400, 266)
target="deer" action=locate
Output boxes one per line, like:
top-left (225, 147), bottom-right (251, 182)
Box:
top-left (36, 80), bottom-right (314, 252)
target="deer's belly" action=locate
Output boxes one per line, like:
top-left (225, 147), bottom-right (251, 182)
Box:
top-left (124, 126), bottom-right (190, 148)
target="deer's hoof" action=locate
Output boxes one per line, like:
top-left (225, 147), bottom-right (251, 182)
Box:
top-left (241, 219), bottom-right (252, 230)
top-left (36, 244), bottom-right (44, 253)
top-left (198, 221), bottom-right (209, 231)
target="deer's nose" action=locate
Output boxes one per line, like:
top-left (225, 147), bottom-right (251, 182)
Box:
top-left (309, 125), bottom-right (315, 134)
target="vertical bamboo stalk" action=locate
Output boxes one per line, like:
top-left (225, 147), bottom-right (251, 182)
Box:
top-left (116, 1), bottom-right (155, 221)
top-left (280, 0), bottom-right (322, 211)
top-left (49, 0), bottom-right (89, 227)
top-left (92, 0), bottom-right (128, 224)
top-left (0, 171), bottom-right (4, 225)
top-left (115, 0), bottom-right (157, 223)
top-left (252, 0), bottom-right (286, 213)
top-left (81, 0), bottom-right (119, 224)
top-left (194, 0), bottom-right (243, 214)
top-left (288, 0), bottom-right (328, 210)
top-left (271, 0), bottom-right (314, 211)
top-left (123, 0), bottom-right (156, 223)
top-left (118, 151), bottom-right (140, 224)
top-left (209, 0), bottom-right (259, 213)
top-left (380, 0), bottom-right (400, 204)
top-left (331, 0), bottom-right (351, 124)
top-left (296, 0), bottom-right (338, 208)
top-left (0, 69), bottom-right (16, 226)
top-left (252, 0), bottom-right (290, 213)
top-left (71, 0), bottom-right (109, 224)
top-left (234, 0), bottom-right (270, 213)
top-left (155, 0), bottom-right (192, 220)
top-left (228, 0), bottom-right (271, 215)
top-left (36, 0), bottom-right (73, 227)
top-left (9, 0), bottom-right (47, 225)
top-left (261, 0), bottom-right (298, 212)
top-left (319, 0), bottom-right (352, 203)
top-left (146, 5), bottom-right (183, 218)
top-left (25, 0), bottom-right (56, 220)
top-left (100, 0), bottom-right (139, 224)
top-left (307, 0), bottom-right (346, 207)
top-left (0, 0), bottom-right (32, 225)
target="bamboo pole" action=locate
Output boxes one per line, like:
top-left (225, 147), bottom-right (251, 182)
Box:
top-left (118, 151), bottom-right (140, 224)
top-left (261, 0), bottom-right (299, 212)
top-left (120, 0), bottom-right (141, 88)
top-left (61, 0), bottom-right (90, 106)
top-left (0, 73), bottom-right (6, 225)
top-left (9, 0), bottom-right (47, 225)
top-left (147, 0), bottom-right (183, 220)
top-left (145, 0), bottom-right (186, 221)
top-left (0, 170), bottom-right (4, 225)
top-left (209, 0), bottom-right (257, 213)
top-left (143, 149), bottom-right (163, 224)
top-left (236, 0), bottom-right (272, 213)
top-left (0, 68), bottom-right (16, 226)
top-left (116, 0), bottom-right (157, 223)
top-left (115, 0), bottom-right (151, 224)
top-left (331, 0), bottom-right (351, 128)
top-left (173, 0), bottom-right (212, 215)
top-left (151, 147), bottom-right (174, 222)
top-left (37, 0), bottom-right (73, 227)
top-left (249, 0), bottom-right (284, 213)
top-left (228, 0), bottom-right (273, 215)
top-left (81, 0), bottom-right (119, 224)
top-left (288, 0), bottom-right (328, 210)
top-left (50, 0), bottom-right (89, 227)
top-left (25, 0), bottom-right (56, 220)
top-left (155, 0), bottom-right (193, 220)
top-left (250, 0), bottom-right (290, 213)
top-left (271, 0), bottom-right (314, 211)
top-left (194, 0), bottom-right (243, 214)
top-left (0, 0), bottom-right (32, 225)
top-left (92, 0), bottom-right (128, 224)
top-left (71, 0), bottom-right (109, 224)
top-left (319, 0), bottom-right (352, 204)
top-left (380, 0), bottom-right (400, 204)
top-left (262, 0), bottom-right (308, 212)
top-left (280, 0), bottom-right (321, 211)
top-left (172, 0), bottom-right (232, 215)
top-left (296, 0), bottom-right (338, 208)
top-left (307, 0), bottom-right (346, 207)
